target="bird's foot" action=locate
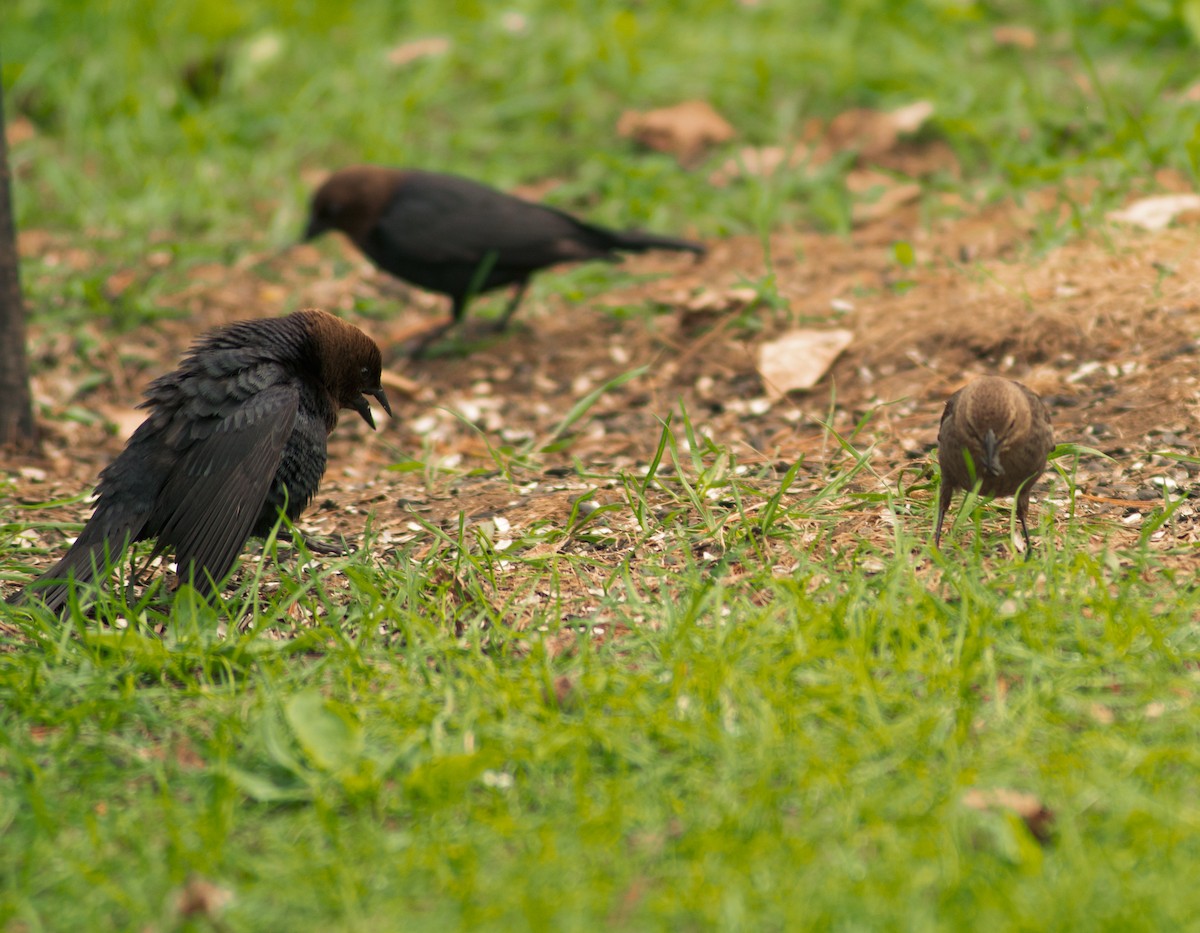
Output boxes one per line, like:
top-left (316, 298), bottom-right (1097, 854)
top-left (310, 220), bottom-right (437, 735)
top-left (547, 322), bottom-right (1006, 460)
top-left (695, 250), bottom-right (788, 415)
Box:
top-left (402, 320), bottom-right (458, 359)
top-left (273, 529), bottom-right (351, 557)
top-left (297, 534), bottom-right (350, 557)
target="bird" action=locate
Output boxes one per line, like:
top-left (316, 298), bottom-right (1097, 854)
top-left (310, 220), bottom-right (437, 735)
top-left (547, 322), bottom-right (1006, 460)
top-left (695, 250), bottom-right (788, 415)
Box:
top-left (8, 309), bottom-right (392, 614)
top-left (935, 376), bottom-right (1054, 553)
top-left (301, 166), bottom-right (707, 353)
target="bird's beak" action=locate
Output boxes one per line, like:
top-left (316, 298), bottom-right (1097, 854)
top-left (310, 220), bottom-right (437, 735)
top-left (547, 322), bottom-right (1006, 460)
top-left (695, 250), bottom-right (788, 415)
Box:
top-left (351, 396), bottom-right (376, 430)
top-left (370, 386), bottom-right (393, 418)
top-left (982, 428), bottom-right (1004, 476)
top-left (351, 386), bottom-right (392, 431)
top-left (301, 216), bottom-right (326, 244)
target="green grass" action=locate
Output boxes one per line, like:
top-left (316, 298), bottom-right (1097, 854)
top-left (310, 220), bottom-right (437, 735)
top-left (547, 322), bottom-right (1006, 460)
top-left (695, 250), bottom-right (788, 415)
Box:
top-left (6, 1), bottom-right (1200, 929)
top-left (7, 0), bottom-right (1200, 327)
top-left (2, 453), bottom-right (1198, 929)
top-left (5, 418), bottom-right (1200, 930)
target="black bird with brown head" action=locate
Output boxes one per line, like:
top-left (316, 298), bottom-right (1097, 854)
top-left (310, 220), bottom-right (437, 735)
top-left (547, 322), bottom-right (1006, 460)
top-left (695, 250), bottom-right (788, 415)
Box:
top-left (303, 165), bottom-right (706, 353)
top-left (8, 309), bottom-right (392, 614)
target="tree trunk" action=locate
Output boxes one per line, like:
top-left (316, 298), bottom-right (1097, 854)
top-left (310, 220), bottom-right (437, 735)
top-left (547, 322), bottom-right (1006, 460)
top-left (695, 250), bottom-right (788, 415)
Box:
top-left (0, 61), bottom-right (37, 451)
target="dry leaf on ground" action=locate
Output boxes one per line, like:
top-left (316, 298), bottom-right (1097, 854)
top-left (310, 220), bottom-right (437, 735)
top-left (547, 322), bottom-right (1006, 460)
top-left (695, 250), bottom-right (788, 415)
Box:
top-left (709, 144), bottom-right (812, 186)
top-left (711, 101), bottom-right (942, 185)
top-left (1107, 194), bottom-right (1200, 231)
top-left (94, 405), bottom-right (147, 441)
top-left (962, 787), bottom-right (1055, 843)
top-left (175, 876), bottom-right (233, 919)
top-left (992, 25), bottom-right (1038, 49)
top-left (6, 116), bottom-right (36, 147)
top-left (617, 100), bottom-right (735, 166)
top-left (824, 101), bottom-right (935, 161)
top-left (849, 176), bottom-right (923, 225)
top-left (386, 36), bottom-right (451, 67)
top-left (1174, 82), bottom-right (1200, 103)
top-left (757, 328), bottom-right (854, 399)
top-left (380, 368), bottom-right (423, 398)
top-left (104, 268), bottom-right (139, 300)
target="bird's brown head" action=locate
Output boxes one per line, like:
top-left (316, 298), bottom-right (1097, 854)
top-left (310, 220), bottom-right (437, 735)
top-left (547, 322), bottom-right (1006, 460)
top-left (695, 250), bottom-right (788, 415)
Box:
top-left (302, 165), bottom-right (405, 245)
top-left (958, 377), bottom-right (1031, 475)
top-left (297, 309), bottom-right (392, 430)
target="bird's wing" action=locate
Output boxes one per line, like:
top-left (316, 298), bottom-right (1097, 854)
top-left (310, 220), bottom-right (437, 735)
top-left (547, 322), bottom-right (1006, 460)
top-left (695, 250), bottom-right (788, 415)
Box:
top-left (1019, 383), bottom-right (1052, 425)
top-left (1018, 383), bottom-right (1056, 456)
top-left (151, 382), bottom-right (300, 593)
top-left (378, 174), bottom-right (596, 266)
top-left (938, 388), bottom-right (962, 439)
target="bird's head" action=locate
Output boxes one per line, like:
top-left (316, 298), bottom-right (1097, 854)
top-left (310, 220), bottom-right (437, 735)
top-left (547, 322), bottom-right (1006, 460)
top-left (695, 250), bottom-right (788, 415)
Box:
top-left (299, 309), bottom-right (392, 430)
top-left (302, 165), bottom-right (403, 245)
top-left (959, 377), bottom-right (1033, 477)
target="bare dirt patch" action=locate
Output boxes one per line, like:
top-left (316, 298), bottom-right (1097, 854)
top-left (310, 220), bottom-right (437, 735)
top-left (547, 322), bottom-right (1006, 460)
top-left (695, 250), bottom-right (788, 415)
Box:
top-left (6, 198), bottom-right (1200, 616)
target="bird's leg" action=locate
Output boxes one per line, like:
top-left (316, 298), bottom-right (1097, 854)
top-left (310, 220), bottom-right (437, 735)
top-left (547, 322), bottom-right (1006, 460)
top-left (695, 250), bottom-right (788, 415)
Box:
top-left (124, 551), bottom-right (145, 605)
top-left (495, 280), bottom-right (530, 332)
top-left (1016, 491), bottom-right (1033, 559)
top-left (275, 528), bottom-right (348, 557)
top-left (934, 485), bottom-right (953, 548)
top-left (299, 534), bottom-right (348, 556)
top-left (405, 318), bottom-right (459, 359)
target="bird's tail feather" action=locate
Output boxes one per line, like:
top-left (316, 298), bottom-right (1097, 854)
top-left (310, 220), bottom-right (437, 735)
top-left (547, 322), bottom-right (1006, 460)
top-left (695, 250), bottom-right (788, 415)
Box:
top-left (8, 523), bottom-right (136, 614)
top-left (607, 229), bottom-right (707, 256)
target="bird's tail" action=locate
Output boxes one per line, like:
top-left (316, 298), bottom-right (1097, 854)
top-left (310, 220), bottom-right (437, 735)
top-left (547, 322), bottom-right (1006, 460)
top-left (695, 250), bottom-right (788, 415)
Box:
top-left (606, 229), bottom-right (707, 257)
top-left (7, 522), bottom-right (136, 615)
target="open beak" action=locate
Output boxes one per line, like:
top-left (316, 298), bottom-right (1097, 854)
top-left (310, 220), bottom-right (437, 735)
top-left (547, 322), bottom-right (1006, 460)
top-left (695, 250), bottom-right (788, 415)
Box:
top-left (351, 396), bottom-right (376, 430)
top-left (350, 386), bottom-right (392, 431)
top-left (370, 386), bottom-right (393, 418)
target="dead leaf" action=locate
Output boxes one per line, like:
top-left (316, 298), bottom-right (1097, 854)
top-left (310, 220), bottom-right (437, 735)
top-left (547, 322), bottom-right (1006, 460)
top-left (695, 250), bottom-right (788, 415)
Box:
top-left (825, 101), bottom-right (934, 161)
top-left (17, 228), bottom-right (54, 258)
top-left (962, 787), bottom-right (1055, 843)
top-left (1088, 702), bottom-right (1115, 725)
top-left (6, 116), bottom-right (36, 147)
top-left (257, 283), bottom-right (289, 305)
top-left (544, 674), bottom-right (577, 709)
top-left (848, 174), bottom-right (922, 225)
top-left (1154, 167), bottom-right (1193, 192)
top-left (105, 268), bottom-right (138, 300)
top-left (386, 36), bottom-right (451, 68)
top-left (175, 876), bottom-right (233, 919)
top-left (1107, 194), bottom-right (1200, 231)
top-left (290, 242), bottom-right (325, 265)
top-left (95, 405), bottom-right (146, 440)
top-left (757, 328), bottom-right (854, 399)
top-left (992, 25), bottom-right (1037, 49)
top-left (684, 286), bottom-right (759, 313)
top-left (617, 100), bottom-right (735, 166)
top-left (511, 177), bottom-right (566, 202)
top-left (380, 368), bottom-right (423, 398)
top-left (871, 140), bottom-right (960, 179)
top-left (710, 102), bottom-right (943, 185)
top-left (709, 145), bottom-right (811, 187)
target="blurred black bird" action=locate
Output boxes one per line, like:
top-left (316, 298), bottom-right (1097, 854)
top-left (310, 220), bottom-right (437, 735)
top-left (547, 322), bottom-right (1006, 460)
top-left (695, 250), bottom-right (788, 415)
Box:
top-left (302, 166), bottom-right (706, 352)
top-left (935, 375), bottom-right (1054, 553)
top-left (8, 309), bottom-right (391, 613)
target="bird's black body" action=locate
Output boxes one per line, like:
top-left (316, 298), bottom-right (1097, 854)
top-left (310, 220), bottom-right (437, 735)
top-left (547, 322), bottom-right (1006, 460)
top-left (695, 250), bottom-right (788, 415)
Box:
top-left (10, 310), bottom-right (390, 613)
top-left (303, 167), bottom-right (706, 345)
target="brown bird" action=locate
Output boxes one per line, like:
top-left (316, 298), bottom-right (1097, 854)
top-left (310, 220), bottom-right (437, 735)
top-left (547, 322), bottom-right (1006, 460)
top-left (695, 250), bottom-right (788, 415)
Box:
top-left (935, 376), bottom-right (1054, 553)
top-left (9, 310), bottom-right (391, 614)
top-left (302, 166), bottom-right (707, 352)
